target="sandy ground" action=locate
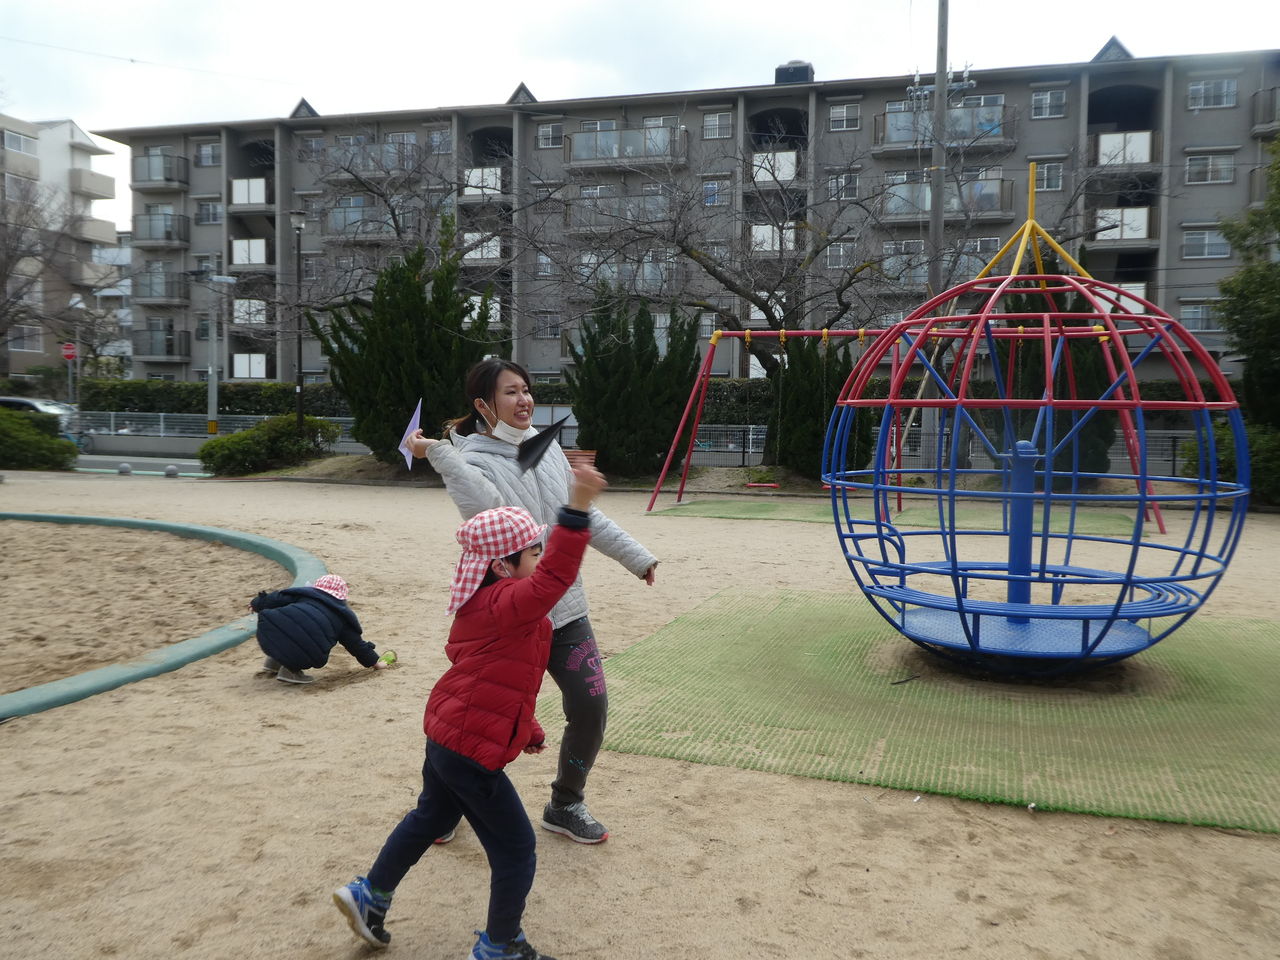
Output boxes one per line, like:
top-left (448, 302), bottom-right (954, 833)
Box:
top-left (0, 470), bottom-right (1278, 960)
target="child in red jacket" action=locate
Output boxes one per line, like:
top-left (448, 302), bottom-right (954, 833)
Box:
top-left (334, 462), bottom-right (606, 960)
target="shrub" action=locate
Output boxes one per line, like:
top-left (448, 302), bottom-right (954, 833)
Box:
top-left (1178, 420), bottom-right (1280, 507)
top-left (198, 414), bottom-right (341, 476)
top-left (0, 408), bottom-right (78, 470)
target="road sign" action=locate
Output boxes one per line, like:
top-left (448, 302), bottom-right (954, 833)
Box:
top-left (61, 342), bottom-right (77, 361)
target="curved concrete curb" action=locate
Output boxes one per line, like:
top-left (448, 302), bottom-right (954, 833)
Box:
top-left (0, 513), bottom-right (329, 720)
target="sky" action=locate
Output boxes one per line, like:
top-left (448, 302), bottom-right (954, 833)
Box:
top-left (3, 0), bottom-right (1276, 228)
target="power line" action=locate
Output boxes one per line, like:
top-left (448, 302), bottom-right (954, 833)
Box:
top-left (0, 33), bottom-right (290, 86)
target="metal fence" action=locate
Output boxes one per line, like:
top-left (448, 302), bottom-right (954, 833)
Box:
top-left (76, 411), bottom-right (361, 442)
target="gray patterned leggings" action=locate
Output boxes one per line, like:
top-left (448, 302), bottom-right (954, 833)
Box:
top-left (546, 616), bottom-right (607, 807)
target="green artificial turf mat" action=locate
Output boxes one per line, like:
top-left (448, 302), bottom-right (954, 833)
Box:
top-left (569, 589), bottom-right (1279, 832)
top-left (653, 499), bottom-right (1134, 535)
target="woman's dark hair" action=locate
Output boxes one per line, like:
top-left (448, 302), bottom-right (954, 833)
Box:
top-left (443, 358), bottom-right (533, 437)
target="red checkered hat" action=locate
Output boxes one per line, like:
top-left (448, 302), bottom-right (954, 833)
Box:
top-left (448, 506), bottom-right (547, 614)
top-left (311, 574), bottom-right (348, 601)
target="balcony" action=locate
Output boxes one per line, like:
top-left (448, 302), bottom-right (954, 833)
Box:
top-left (69, 167), bottom-right (114, 200)
top-left (133, 272), bottom-right (191, 305)
top-left (879, 257), bottom-right (930, 290)
top-left (873, 105), bottom-right (1015, 156)
top-left (1089, 131), bottom-right (1162, 169)
top-left (564, 126), bottom-right (685, 170)
top-left (750, 150), bottom-right (803, 186)
top-left (72, 261), bottom-right (117, 287)
top-left (878, 178), bottom-right (1015, 223)
top-left (132, 213), bottom-right (190, 248)
top-left (131, 154), bottom-right (189, 191)
top-left (323, 142), bottom-right (421, 176)
top-left (1249, 165), bottom-right (1271, 207)
top-left (458, 165), bottom-right (512, 203)
top-left (323, 206), bottom-right (404, 243)
top-left (566, 194), bottom-right (670, 233)
top-left (229, 237), bottom-right (275, 272)
top-left (1251, 87), bottom-right (1280, 138)
top-left (1090, 206), bottom-right (1158, 246)
top-left (71, 217), bottom-right (119, 246)
top-left (131, 329), bottom-right (191, 361)
top-left (228, 178), bottom-right (275, 211)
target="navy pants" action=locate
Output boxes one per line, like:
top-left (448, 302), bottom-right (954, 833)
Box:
top-left (547, 617), bottom-right (608, 807)
top-left (367, 741), bottom-right (535, 944)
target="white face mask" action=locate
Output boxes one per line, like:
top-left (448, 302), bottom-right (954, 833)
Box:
top-left (477, 401), bottom-right (528, 446)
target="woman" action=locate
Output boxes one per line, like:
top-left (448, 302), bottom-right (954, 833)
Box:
top-left (409, 358), bottom-right (658, 844)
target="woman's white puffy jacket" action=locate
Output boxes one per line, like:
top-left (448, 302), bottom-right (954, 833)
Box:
top-left (426, 430), bottom-right (657, 629)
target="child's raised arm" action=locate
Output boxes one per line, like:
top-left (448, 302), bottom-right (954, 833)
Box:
top-left (568, 463), bottom-right (607, 512)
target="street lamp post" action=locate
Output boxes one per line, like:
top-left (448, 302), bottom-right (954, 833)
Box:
top-left (208, 275), bottom-right (236, 435)
top-left (290, 210), bottom-right (306, 437)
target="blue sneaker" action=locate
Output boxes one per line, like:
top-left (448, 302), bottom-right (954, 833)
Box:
top-left (333, 876), bottom-right (392, 948)
top-left (470, 929), bottom-right (557, 960)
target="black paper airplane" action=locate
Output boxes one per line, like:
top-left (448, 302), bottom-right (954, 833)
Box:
top-left (517, 415), bottom-right (572, 473)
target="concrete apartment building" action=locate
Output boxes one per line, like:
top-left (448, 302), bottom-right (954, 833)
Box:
top-left (1, 113), bottom-right (119, 379)
top-left (96, 39), bottom-right (1279, 387)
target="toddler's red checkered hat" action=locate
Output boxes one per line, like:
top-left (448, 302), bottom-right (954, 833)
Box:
top-left (311, 574), bottom-right (348, 601)
top-left (448, 506), bottom-right (547, 614)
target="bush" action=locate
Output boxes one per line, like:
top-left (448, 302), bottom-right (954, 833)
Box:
top-left (0, 408), bottom-right (78, 470)
top-left (78, 378), bottom-right (352, 416)
top-left (198, 414), bottom-right (341, 476)
top-left (1178, 420), bottom-right (1280, 507)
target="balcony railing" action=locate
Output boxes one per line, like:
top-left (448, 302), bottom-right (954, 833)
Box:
top-left (879, 178), bottom-right (1014, 220)
top-left (325, 206), bottom-right (405, 239)
top-left (69, 167), bottom-right (114, 200)
top-left (1252, 87), bottom-right (1280, 135)
top-left (131, 154), bottom-right (189, 188)
top-left (325, 142), bottom-right (421, 173)
top-left (131, 329), bottom-right (191, 360)
top-left (1090, 131), bottom-right (1161, 167)
top-left (567, 194), bottom-right (670, 230)
top-left (460, 165), bottom-right (511, 199)
top-left (565, 126), bottom-right (684, 167)
top-left (874, 105), bottom-right (1013, 151)
top-left (133, 272), bottom-right (190, 302)
top-left (1091, 206), bottom-right (1157, 243)
top-left (750, 150), bottom-right (803, 184)
top-left (132, 213), bottom-right (191, 245)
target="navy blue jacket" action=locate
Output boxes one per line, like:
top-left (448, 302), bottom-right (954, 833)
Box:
top-left (250, 587), bottom-right (378, 671)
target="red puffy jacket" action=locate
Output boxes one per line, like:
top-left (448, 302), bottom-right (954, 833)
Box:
top-left (425, 518), bottom-right (590, 770)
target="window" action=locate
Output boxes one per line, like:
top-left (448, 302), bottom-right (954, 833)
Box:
top-left (427, 127), bottom-right (452, 154)
top-left (580, 119), bottom-right (617, 132)
top-left (1183, 229), bottom-right (1230, 259)
top-left (703, 178), bottom-right (730, 206)
top-left (643, 115), bottom-right (678, 128)
top-left (953, 237), bottom-right (1001, 278)
top-left (750, 222), bottom-right (797, 253)
top-left (147, 373), bottom-right (177, 382)
top-left (1031, 89), bottom-right (1067, 119)
top-left (829, 103), bottom-right (861, 131)
top-left (3, 130), bottom-right (37, 155)
top-left (826, 242), bottom-right (857, 269)
top-left (385, 131), bottom-right (416, 145)
top-left (1035, 162), bottom-right (1064, 191)
top-left (233, 299), bottom-right (268, 324)
top-left (534, 252), bottom-right (557, 278)
top-left (299, 136), bottom-right (325, 160)
top-left (195, 201), bottom-right (224, 224)
top-left (1186, 153), bottom-right (1235, 184)
top-left (4, 172), bottom-right (36, 200)
top-left (193, 253), bottom-right (223, 275)
top-left (536, 123), bottom-right (563, 149)
top-left (533, 313), bottom-right (562, 339)
top-left (232, 238), bottom-right (267, 265)
top-left (335, 133), bottom-right (370, 147)
top-left (1188, 78), bottom-right (1237, 109)
top-left (10, 323), bottom-right (41, 351)
top-left (302, 256), bottom-right (323, 281)
top-left (232, 353), bottom-right (268, 379)
top-left (882, 239), bottom-right (927, 285)
top-left (702, 112), bottom-right (732, 140)
top-left (466, 295), bottom-right (500, 328)
top-left (193, 142), bottom-right (222, 166)
top-left (462, 233), bottom-right (501, 261)
top-left (827, 173), bottom-right (858, 200)
top-left (302, 196), bottom-right (323, 219)
top-left (957, 94), bottom-right (1005, 107)
top-left (1180, 303), bottom-right (1222, 331)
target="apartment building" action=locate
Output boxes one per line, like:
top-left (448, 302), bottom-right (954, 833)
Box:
top-left (96, 39), bottom-right (1279, 386)
top-left (1, 113), bottom-right (119, 379)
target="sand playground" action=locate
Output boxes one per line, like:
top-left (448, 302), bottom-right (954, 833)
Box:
top-left (1, 468), bottom-right (1278, 960)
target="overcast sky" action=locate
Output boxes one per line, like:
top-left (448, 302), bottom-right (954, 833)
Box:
top-left (3, 0), bottom-right (1276, 228)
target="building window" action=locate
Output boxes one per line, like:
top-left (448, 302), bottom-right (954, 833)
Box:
top-left (703, 178), bottom-right (730, 206)
top-left (1180, 302), bottom-right (1222, 331)
top-left (826, 242), bottom-right (857, 269)
top-left (462, 233), bottom-right (501, 261)
top-left (1186, 153), bottom-right (1235, 184)
top-left (1031, 89), bottom-right (1067, 119)
top-left (702, 112), bottom-right (732, 140)
top-left (195, 201), bottom-right (224, 225)
top-left (643, 115), bottom-right (678, 128)
top-left (829, 104), bottom-right (861, 131)
top-left (1182, 229), bottom-right (1230, 259)
top-left (299, 136), bottom-right (325, 161)
top-left (193, 253), bottom-right (223, 275)
top-left (827, 173), bottom-right (858, 200)
top-left (750, 222), bottom-right (797, 253)
top-left (3, 130), bottom-right (38, 155)
top-left (427, 127), bottom-right (452, 154)
top-left (4, 172), bottom-right (36, 200)
top-left (533, 313), bottom-right (562, 339)
top-left (302, 196), bottom-right (323, 219)
top-left (534, 252), bottom-right (557, 278)
top-left (10, 323), bottom-right (42, 351)
top-left (580, 119), bottom-right (617, 132)
top-left (232, 353), bottom-right (268, 379)
top-left (193, 142), bottom-right (222, 166)
top-left (302, 256), bottom-right (323, 281)
top-left (1188, 78), bottom-right (1237, 109)
top-left (233, 298), bottom-right (269, 324)
top-left (232, 238), bottom-right (267, 265)
top-left (1035, 162), bottom-right (1064, 191)
top-left (536, 123), bottom-right (563, 149)
top-left (147, 373), bottom-right (177, 382)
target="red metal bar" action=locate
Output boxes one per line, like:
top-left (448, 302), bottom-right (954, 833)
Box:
top-left (648, 337), bottom-right (718, 511)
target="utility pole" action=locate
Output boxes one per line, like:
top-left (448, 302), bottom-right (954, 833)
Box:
top-left (208, 275), bottom-right (236, 435)
top-left (927, 0), bottom-right (950, 299)
top-left (290, 210), bottom-right (306, 437)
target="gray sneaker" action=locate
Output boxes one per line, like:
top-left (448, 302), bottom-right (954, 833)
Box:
top-left (540, 801), bottom-right (608, 844)
top-left (262, 656), bottom-right (281, 672)
top-left (276, 666), bottom-right (314, 684)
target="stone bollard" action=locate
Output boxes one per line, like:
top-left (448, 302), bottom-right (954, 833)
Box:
top-left (164, 465), bottom-right (179, 478)
top-left (117, 463), bottom-right (132, 475)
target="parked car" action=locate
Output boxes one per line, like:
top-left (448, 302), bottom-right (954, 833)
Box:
top-left (0, 396), bottom-right (77, 432)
